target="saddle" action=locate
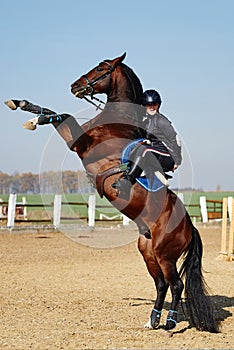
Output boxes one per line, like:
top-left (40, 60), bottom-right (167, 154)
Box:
top-left (89, 139), bottom-right (168, 197)
top-left (121, 139), bottom-right (165, 192)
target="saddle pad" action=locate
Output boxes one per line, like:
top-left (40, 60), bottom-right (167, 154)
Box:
top-left (121, 139), bottom-right (165, 192)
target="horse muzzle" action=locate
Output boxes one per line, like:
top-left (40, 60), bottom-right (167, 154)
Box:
top-left (71, 84), bottom-right (93, 99)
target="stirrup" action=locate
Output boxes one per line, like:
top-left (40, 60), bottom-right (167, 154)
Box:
top-left (111, 172), bottom-right (128, 189)
top-left (112, 180), bottom-right (119, 189)
top-left (112, 177), bottom-right (132, 201)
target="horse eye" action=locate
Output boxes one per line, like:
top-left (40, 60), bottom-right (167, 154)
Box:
top-left (97, 66), bottom-right (104, 72)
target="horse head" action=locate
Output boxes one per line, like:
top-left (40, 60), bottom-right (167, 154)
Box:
top-left (71, 53), bottom-right (126, 99)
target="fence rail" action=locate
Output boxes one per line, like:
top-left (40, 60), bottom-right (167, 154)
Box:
top-left (0, 193), bottom-right (233, 229)
top-left (0, 194), bottom-right (130, 228)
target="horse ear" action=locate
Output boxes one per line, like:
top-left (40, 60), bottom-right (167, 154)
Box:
top-left (111, 52), bottom-right (126, 66)
top-left (119, 52), bottom-right (126, 62)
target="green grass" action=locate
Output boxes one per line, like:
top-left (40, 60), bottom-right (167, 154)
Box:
top-left (175, 190), bottom-right (234, 219)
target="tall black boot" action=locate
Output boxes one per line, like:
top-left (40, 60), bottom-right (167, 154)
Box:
top-left (112, 156), bottom-right (144, 201)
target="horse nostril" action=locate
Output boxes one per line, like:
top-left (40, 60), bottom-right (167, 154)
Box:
top-left (71, 81), bottom-right (79, 89)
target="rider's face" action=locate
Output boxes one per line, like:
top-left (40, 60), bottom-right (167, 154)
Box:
top-left (145, 103), bottom-right (159, 116)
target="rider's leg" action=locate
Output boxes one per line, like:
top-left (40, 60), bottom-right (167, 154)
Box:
top-left (142, 150), bottom-right (174, 186)
top-left (112, 155), bottom-right (145, 201)
top-left (113, 145), bottom-right (172, 200)
top-left (156, 154), bottom-right (175, 173)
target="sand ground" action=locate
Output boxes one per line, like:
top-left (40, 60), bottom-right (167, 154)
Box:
top-left (0, 225), bottom-right (233, 349)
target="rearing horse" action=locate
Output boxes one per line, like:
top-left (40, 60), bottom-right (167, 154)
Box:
top-left (5, 53), bottom-right (218, 333)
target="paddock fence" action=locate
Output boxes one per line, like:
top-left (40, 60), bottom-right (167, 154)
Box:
top-left (0, 194), bottom-right (130, 229)
top-left (0, 193), bottom-right (233, 229)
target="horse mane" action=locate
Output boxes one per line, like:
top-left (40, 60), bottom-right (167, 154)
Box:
top-left (119, 63), bottom-right (143, 105)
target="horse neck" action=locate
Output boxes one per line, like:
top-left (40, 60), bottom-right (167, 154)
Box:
top-left (77, 65), bottom-right (144, 169)
top-left (108, 65), bottom-right (142, 105)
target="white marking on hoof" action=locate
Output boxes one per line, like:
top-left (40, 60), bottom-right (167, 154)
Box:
top-left (4, 100), bottom-right (17, 110)
top-left (23, 117), bottom-right (39, 131)
top-left (144, 318), bottom-right (153, 329)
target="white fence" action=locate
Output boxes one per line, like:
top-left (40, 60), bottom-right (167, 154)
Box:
top-left (200, 196), bottom-right (233, 223)
top-left (1, 194), bottom-right (233, 229)
top-left (1, 194), bottom-right (130, 229)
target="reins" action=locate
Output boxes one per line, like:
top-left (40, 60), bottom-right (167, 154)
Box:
top-left (83, 95), bottom-right (105, 111)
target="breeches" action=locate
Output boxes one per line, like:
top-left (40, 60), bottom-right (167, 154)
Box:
top-left (130, 143), bottom-right (175, 173)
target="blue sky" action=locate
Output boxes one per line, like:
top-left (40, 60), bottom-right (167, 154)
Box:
top-left (1, 0), bottom-right (233, 190)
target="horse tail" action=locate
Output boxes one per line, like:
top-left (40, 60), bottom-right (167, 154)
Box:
top-left (179, 226), bottom-right (219, 333)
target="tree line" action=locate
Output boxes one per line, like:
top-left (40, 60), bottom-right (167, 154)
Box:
top-left (0, 170), bottom-right (93, 194)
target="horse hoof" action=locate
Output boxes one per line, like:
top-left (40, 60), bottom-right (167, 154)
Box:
top-left (4, 100), bottom-right (17, 110)
top-left (165, 309), bottom-right (177, 331)
top-left (149, 308), bottom-right (161, 329)
top-left (23, 117), bottom-right (38, 131)
top-left (164, 321), bottom-right (177, 331)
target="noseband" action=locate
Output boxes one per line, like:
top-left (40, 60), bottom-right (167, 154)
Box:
top-left (80, 61), bottom-right (116, 110)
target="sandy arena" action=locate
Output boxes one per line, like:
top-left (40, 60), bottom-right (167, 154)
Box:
top-left (0, 225), bottom-right (233, 349)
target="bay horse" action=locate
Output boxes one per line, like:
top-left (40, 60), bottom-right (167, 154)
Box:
top-left (5, 53), bottom-right (218, 333)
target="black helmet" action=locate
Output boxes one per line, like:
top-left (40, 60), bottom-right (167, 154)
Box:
top-left (143, 89), bottom-right (162, 105)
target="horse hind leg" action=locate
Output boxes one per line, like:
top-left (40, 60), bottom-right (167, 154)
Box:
top-left (138, 235), bottom-right (169, 329)
top-left (157, 260), bottom-right (184, 331)
top-left (145, 274), bottom-right (169, 329)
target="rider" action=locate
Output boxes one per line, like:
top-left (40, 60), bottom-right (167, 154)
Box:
top-left (113, 89), bottom-right (182, 200)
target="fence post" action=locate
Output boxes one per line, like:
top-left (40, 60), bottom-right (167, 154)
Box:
top-left (177, 192), bottom-right (184, 203)
top-left (228, 199), bottom-right (234, 255)
top-left (53, 194), bottom-right (62, 228)
top-left (7, 193), bottom-right (17, 228)
top-left (228, 196), bottom-right (233, 222)
top-left (88, 194), bottom-right (96, 227)
top-left (0, 198), bottom-right (4, 219)
top-left (22, 196), bottom-right (27, 220)
top-left (221, 198), bottom-right (228, 254)
top-left (200, 196), bottom-right (208, 223)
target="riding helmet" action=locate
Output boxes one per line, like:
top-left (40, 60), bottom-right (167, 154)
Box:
top-left (143, 90), bottom-right (162, 105)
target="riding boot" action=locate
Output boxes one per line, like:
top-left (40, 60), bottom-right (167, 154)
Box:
top-left (112, 156), bottom-right (144, 201)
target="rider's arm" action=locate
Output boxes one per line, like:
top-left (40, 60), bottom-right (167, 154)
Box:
top-left (157, 115), bottom-right (182, 166)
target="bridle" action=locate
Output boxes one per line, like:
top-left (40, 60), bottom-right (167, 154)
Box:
top-left (78, 60), bottom-right (117, 111)
top-left (75, 61), bottom-right (141, 127)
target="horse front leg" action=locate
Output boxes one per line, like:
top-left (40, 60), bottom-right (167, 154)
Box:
top-left (5, 99), bottom-right (58, 130)
top-left (5, 99), bottom-right (88, 151)
top-left (138, 235), bottom-right (168, 329)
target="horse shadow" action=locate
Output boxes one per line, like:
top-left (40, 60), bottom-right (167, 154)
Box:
top-left (124, 295), bottom-right (233, 333)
